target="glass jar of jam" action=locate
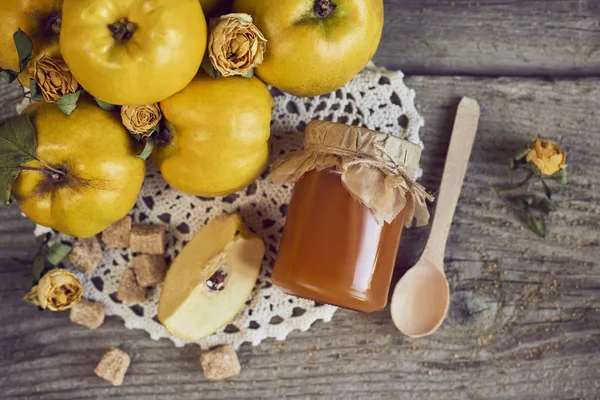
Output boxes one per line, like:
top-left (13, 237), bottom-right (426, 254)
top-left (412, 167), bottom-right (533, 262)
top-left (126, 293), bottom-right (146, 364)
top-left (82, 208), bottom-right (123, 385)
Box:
top-left (270, 121), bottom-right (432, 312)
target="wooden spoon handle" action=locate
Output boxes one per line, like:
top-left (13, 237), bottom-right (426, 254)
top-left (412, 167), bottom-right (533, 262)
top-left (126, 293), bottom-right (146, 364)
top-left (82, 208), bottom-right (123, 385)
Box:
top-left (423, 98), bottom-right (480, 270)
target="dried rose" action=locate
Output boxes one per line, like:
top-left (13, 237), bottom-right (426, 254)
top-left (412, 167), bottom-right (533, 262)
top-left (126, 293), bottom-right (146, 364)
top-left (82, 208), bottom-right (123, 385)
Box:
top-left (29, 54), bottom-right (79, 103)
top-left (121, 104), bottom-right (162, 136)
top-left (526, 139), bottom-right (567, 176)
top-left (24, 268), bottom-right (83, 311)
top-left (208, 13), bottom-right (267, 77)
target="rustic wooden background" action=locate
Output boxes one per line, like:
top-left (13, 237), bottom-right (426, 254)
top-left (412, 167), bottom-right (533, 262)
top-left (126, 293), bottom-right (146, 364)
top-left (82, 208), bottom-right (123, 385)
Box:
top-left (1, 1), bottom-right (599, 399)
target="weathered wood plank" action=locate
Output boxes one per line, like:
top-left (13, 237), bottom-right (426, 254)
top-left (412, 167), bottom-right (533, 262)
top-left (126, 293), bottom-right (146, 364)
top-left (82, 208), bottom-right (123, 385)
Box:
top-left (376, 0), bottom-right (600, 76)
top-left (0, 76), bottom-right (598, 399)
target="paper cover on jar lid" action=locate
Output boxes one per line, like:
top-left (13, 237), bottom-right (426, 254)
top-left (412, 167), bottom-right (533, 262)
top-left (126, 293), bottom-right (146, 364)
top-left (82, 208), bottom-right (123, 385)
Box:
top-left (270, 120), bottom-right (434, 226)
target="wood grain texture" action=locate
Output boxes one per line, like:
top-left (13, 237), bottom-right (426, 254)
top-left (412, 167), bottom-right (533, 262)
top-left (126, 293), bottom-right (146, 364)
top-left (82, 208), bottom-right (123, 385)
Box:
top-left (2, 0), bottom-right (600, 397)
top-left (1, 75), bottom-right (599, 399)
top-left (376, 0), bottom-right (600, 76)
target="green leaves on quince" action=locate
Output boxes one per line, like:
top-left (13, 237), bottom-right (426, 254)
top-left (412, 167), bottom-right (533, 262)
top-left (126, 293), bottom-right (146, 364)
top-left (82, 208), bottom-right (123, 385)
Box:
top-left (0, 170), bottom-right (19, 207)
top-left (0, 115), bottom-right (38, 206)
top-left (29, 236), bottom-right (72, 282)
top-left (94, 97), bottom-right (117, 112)
top-left (0, 29), bottom-right (34, 84)
top-left (29, 79), bottom-right (43, 102)
top-left (14, 29), bottom-right (33, 72)
top-left (46, 243), bottom-right (73, 266)
top-left (0, 115), bottom-right (37, 166)
top-left (56, 91), bottom-right (81, 116)
top-left (201, 56), bottom-right (222, 80)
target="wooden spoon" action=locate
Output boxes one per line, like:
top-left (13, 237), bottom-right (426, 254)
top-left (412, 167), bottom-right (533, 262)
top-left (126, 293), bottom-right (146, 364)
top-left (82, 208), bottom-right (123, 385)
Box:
top-left (390, 97), bottom-right (480, 338)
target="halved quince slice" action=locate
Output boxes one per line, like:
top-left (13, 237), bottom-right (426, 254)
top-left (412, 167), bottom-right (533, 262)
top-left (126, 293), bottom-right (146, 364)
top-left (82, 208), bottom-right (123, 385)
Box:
top-left (158, 214), bottom-right (265, 341)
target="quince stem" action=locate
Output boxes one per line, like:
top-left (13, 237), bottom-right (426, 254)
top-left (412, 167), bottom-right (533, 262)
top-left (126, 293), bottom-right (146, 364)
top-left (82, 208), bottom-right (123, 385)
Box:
top-left (493, 172), bottom-right (534, 194)
top-left (34, 158), bottom-right (66, 180)
top-left (45, 14), bottom-right (62, 35)
top-left (108, 18), bottom-right (138, 43)
top-left (0, 165), bottom-right (64, 181)
top-left (314, 0), bottom-right (337, 18)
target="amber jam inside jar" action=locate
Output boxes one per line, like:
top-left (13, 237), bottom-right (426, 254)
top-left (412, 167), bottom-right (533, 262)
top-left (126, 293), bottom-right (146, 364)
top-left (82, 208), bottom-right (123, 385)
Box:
top-left (272, 169), bottom-right (408, 312)
top-left (270, 120), bottom-right (430, 313)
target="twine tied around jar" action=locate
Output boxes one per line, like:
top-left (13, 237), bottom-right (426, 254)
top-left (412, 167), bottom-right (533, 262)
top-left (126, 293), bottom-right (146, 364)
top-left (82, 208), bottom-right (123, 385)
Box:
top-left (270, 120), bottom-right (434, 226)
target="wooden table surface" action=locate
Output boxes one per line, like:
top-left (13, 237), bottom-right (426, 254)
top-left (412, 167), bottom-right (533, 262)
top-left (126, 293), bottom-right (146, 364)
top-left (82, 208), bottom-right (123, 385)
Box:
top-left (1, 1), bottom-right (600, 399)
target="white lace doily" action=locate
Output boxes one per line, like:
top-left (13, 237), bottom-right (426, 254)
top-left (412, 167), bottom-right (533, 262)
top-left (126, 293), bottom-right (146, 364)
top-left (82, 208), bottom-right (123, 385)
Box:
top-left (28, 63), bottom-right (424, 349)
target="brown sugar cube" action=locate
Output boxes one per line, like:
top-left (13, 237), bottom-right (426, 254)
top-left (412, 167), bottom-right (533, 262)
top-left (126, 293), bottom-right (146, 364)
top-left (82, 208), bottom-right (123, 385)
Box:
top-left (94, 348), bottom-right (131, 386)
top-left (200, 345), bottom-right (241, 381)
top-left (68, 237), bottom-right (102, 276)
top-left (132, 254), bottom-right (168, 287)
top-left (102, 216), bottom-right (132, 248)
top-left (69, 299), bottom-right (105, 330)
top-left (117, 268), bottom-right (146, 303)
top-left (130, 224), bottom-right (165, 255)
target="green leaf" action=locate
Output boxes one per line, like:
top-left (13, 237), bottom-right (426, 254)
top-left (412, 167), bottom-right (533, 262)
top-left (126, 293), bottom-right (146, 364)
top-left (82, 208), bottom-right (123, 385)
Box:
top-left (552, 168), bottom-right (567, 184)
top-left (536, 197), bottom-right (558, 214)
top-left (32, 255), bottom-right (45, 282)
top-left (13, 29), bottom-right (33, 72)
top-left (0, 169), bottom-right (19, 207)
top-left (46, 243), bottom-right (72, 266)
top-left (0, 69), bottom-right (19, 83)
top-left (541, 179), bottom-right (552, 199)
top-left (527, 213), bottom-right (546, 238)
top-left (29, 79), bottom-right (43, 102)
top-left (513, 146), bottom-right (531, 161)
top-left (136, 137), bottom-right (155, 160)
top-left (35, 234), bottom-right (48, 246)
top-left (241, 68), bottom-right (255, 79)
top-left (201, 57), bottom-right (221, 80)
top-left (56, 91), bottom-right (81, 116)
top-left (0, 114), bottom-right (37, 167)
top-left (94, 97), bottom-right (117, 112)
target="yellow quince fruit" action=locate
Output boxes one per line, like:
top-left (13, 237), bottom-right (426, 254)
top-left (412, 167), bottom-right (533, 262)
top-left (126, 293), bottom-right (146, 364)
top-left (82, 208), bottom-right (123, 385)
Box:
top-left (12, 99), bottom-right (146, 238)
top-left (59, 0), bottom-right (207, 105)
top-left (0, 0), bottom-right (63, 87)
top-left (153, 73), bottom-right (273, 197)
top-left (233, 0), bottom-right (384, 97)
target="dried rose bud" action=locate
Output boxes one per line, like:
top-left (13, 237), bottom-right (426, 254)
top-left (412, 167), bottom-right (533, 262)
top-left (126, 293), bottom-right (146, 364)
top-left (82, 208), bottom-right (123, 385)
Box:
top-left (526, 139), bottom-right (567, 176)
top-left (208, 13), bottom-right (267, 77)
top-left (24, 268), bottom-right (83, 311)
top-left (29, 54), bottom-right (79, 103)
top-left (120, 104), bottom-right (162, 136)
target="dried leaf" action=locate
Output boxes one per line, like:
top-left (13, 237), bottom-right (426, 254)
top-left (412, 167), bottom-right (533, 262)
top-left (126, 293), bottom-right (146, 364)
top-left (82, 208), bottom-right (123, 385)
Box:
top-left (13, 29), bottom-right (33, 72)
top-left (46, 243), bottom-right (72, 266)
top-left (56, 91), bottom-right (81, 116)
